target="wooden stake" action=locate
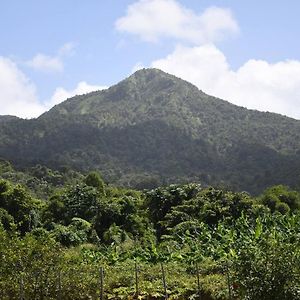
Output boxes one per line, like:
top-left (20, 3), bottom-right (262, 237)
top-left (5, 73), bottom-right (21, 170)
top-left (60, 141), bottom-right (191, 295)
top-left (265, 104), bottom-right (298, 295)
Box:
top-left (135, 260), bottom-right (139, 298)
top-left (226, 264), bottom-right (232, 300)
top-left (196, 263), bottom-right (201, 300)
top-left (57, 270), bottom-right (62, 300)
top-left (160, 263), bottom-right (168, 300)
top-left (19, 275), bottom-right (24, 300)
top-left (99, 267), bottom-right (104, 300)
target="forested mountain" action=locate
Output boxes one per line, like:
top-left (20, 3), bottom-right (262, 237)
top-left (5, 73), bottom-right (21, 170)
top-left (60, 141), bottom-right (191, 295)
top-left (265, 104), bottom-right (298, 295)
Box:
top-left (1, 68), bottom-right (300, 193)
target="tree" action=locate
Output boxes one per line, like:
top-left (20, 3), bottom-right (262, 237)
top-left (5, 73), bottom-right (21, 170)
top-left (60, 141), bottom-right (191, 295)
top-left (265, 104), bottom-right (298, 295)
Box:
top-left (260, 185), bottom-right (300, 213)
top-left (63, 184), bottom-right (100, 223)
top-left (0, 180), bottom-right (41, 234)
top-left (145, 183), bottom-right (201, 237)
top-left (84, 171), bottom-right (105, 195)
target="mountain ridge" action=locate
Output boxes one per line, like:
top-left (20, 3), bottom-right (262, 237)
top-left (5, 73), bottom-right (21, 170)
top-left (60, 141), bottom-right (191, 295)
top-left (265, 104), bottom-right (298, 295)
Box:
top-left (40, 68), bottom-right (300, 123)
top-left (0, 68), bottom-right (300, 193)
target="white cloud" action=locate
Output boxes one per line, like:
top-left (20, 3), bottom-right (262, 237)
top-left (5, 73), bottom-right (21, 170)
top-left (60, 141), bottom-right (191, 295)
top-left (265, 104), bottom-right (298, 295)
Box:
top-left (115, 0), bottom-right (239, 44)
top-left (26, 42), bottom-right (75, 73)
top-left (57, 42), bottom-right (76, 56)
top-left (0, 56), bottom-right (106, 118)
top-left (26, 54), bottom-right (64, 73)
top-left (0, 57), bottom-right (45, 118)
top-left (49, 81), bottom-right (107, 107)
top-left (152, 44), bottom-right (300, 119)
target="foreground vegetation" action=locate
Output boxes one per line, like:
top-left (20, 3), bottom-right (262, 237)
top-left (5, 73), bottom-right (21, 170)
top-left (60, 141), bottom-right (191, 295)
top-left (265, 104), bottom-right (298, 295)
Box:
top-left (0, 164), bottom-right (299, 299)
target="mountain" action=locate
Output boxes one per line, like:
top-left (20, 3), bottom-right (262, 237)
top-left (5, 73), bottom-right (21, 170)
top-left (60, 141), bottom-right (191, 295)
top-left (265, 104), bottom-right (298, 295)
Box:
top-left (0, 115), bottom-right (20, 123)
top-left (1, 68), bottom-right (300, 193)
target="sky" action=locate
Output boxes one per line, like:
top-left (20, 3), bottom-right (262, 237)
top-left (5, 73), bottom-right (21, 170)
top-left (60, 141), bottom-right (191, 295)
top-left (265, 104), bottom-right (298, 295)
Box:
top-left (1, 0), bottom-right (300, 119)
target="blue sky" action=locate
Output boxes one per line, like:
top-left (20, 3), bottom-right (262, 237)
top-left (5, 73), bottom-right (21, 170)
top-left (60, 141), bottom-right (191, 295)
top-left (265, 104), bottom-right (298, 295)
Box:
top-left (1, 0), bottom-right (300, 118)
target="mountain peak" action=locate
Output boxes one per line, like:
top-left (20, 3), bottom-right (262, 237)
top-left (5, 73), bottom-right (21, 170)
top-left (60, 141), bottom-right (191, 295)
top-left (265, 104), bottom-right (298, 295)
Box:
top-left (127, 68), bottom-right (198, 90)
top-left (122, 68), bottom-right (177, 87)
top-left (130, 67), bottom-right (181, 81)
top-left (131, 67), bottom-right (163, 76)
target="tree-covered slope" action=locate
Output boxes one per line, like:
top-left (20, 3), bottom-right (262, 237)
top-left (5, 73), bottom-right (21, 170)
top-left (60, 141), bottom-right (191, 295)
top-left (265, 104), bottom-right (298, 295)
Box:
top-left (0, 68), bottom-right (300, 193)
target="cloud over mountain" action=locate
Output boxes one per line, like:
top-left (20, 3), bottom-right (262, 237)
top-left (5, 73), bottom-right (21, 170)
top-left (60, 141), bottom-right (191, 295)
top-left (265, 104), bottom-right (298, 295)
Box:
top-left (152, 44), bottom-right (300, 119)
top-left (50, 82), bottom-right (107, 107)
top-left (0, 57), bottom-right (44, 118)
top-left (0, 55), bottom-right (105, 118)
top-left (116, 0), bottom-right (239, 44)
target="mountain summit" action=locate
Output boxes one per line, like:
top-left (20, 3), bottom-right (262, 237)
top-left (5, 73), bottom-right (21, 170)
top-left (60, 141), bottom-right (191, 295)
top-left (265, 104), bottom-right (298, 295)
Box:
top-left (0, 68), bottom-right (300, 193)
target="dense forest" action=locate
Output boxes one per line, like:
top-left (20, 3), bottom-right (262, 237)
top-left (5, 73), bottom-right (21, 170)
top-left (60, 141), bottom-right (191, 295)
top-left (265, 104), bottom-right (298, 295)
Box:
top-left (1, 69), bottom-right (300, 194)
top-left (0, 161), bottom-right (299, 299)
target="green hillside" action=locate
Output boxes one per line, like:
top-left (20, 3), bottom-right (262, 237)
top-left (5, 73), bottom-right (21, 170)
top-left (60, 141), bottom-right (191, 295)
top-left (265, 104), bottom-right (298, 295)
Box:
top-left (0, 68), bottom-right (300, 193)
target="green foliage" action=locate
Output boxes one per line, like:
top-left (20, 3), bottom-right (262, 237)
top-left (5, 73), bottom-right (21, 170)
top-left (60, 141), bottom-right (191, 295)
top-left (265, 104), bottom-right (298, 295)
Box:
top-left (0, 180), bottom-right (42, 234)
top-left (0, 226), bottom-right (62, 299)
top-left (51, 218), bottom-right (93, 247)
top-left (146, 183), bottom-right (201, 236)
top-left (84, 171), bottom-right (106, 195)
top-left (43, 194), bottom-right (66, 225)
top-left (60, 183), bottom-right (101, 224)
top-left (0, 173), bottom-right (299, 299)
top-left (0, 207), bottom-right (15, 230)
top-left (232, 215), bottom-right (300, 299)
top-left (148, 186), bottom-right (267, 237)
top-left (0, 159), bottom-right (84, 200)
top-left (260, 185), bottom-right (300, 212)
